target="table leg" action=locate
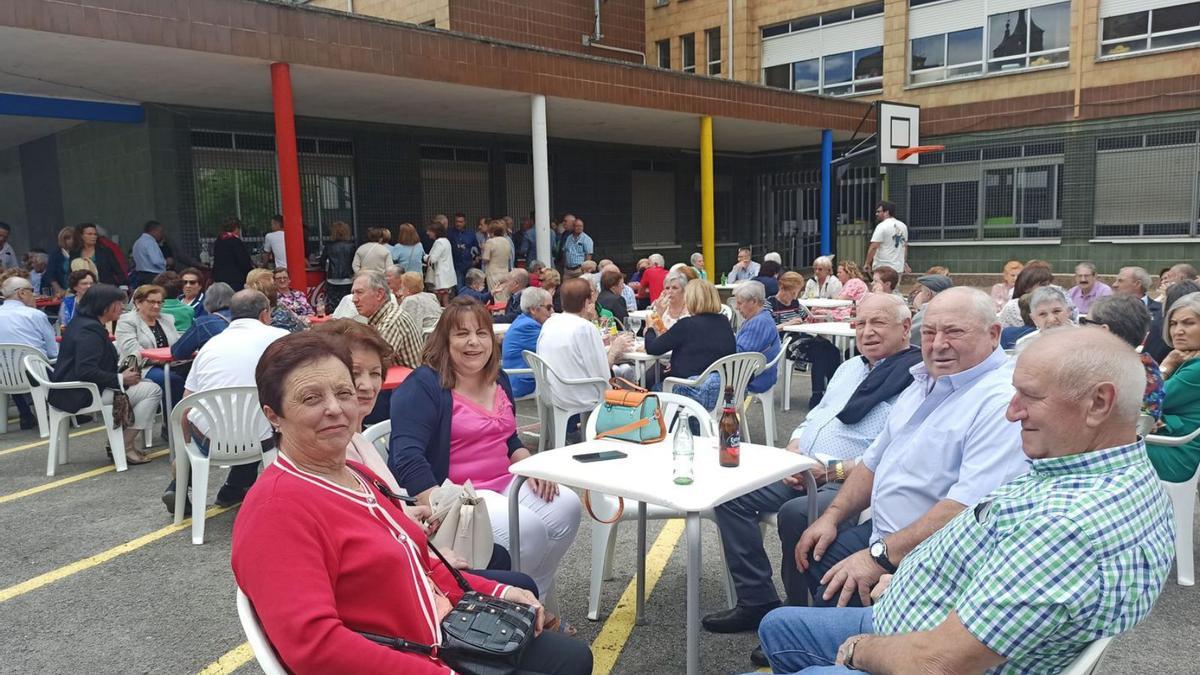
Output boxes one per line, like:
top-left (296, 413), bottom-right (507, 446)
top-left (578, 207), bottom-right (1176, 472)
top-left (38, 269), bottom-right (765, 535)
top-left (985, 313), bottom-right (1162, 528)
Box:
top-left (508, 476), bottom-right (527, 573)
top-left (634, 360), bottom-right (646, 387)
top-left (685, 511), bottom-right (701, 675)
top-left (804, 472), bottom-right (819, 526)
top-left (636, 500), bottom-right (647, 625)
top-left (163, 361), bottom-right (173, 455)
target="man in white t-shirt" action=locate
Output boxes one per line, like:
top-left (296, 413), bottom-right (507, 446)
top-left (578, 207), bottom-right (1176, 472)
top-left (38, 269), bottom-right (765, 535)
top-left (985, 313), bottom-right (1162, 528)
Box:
top-left (865, 201), bottom-right (909, 274)
top-left (162, 289), bottom-right (290, 514)
top-left (262, 214), bottom-right (287, 270)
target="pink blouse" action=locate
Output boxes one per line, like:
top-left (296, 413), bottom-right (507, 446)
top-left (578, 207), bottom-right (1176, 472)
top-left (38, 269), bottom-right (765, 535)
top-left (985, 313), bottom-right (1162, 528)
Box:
top-left (831, 278), bottom-right (870, 320)
top-left (448, 386), bottom-right (518, 493)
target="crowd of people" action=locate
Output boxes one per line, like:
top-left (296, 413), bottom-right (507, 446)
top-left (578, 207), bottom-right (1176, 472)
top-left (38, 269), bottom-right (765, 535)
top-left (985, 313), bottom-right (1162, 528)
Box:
top-left (0, 202), bottom-right (1196, 674)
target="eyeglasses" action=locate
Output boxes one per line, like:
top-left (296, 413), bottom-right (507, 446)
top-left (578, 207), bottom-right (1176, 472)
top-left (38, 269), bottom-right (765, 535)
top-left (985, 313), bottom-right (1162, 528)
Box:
top-left (541, 304), bottom-right (554, 311)
top-left (183, 279), bottom-right (200, 285)
top-left (1078, 316), bottom-right (1099, 326)
top-left (143, 300), bottom-right (164, 306)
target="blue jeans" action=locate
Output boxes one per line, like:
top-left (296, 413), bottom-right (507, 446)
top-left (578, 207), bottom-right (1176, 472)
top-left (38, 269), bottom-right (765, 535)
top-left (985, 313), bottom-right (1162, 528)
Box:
top-left (755, 606), bottom-right (874, 674)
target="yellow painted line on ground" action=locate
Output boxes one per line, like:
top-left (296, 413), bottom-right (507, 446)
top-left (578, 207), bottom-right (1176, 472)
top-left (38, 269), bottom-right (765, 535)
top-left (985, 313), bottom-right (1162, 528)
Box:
top-left (198, 642), bottom-right (254, 675)
top-left (0, 449), bottom-right (168, 505)
top-left (0, 504), bottom-right (235, 603)
top-left (591, 519), bottom-right (685, 675)
top-left (0, 425), bottom-right (106, 457)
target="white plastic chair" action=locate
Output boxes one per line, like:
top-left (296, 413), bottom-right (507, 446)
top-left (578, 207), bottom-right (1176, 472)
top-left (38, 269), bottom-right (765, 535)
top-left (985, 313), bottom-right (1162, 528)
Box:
top-left (362, 419), bottom-right (391, 463)
top-left (663, 352), bottom-right (766, 428)
top-left (503, 367), bottom-right (537, 402)
top-left (171, 386), bottom-right (269, 544)
top-left (744, 343), bottom-right (787, 448)
top-left (1147, 424), bottom-right (1200, 586)
top-left (235, 587), bottom-right (288, 675)
top-left (523, 351), bottom-right (607, 452)
top-left (1, 344), bottom-right (50, 437)
top-left (582, 393), bottom-right (737, 620)
top-left (24, 355), bottom-right (129, 476)
top-left (1058, 636), bottom-right (1113, 675)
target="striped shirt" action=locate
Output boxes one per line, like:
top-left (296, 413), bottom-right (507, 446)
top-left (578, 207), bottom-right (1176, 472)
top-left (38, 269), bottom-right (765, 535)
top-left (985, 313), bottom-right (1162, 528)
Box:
top-left (874, 440), bottom-right (1175, 674)
top-left (767, 296), bottom-right (809, 324)
top-left (367, 301), bottom-right (424, 369)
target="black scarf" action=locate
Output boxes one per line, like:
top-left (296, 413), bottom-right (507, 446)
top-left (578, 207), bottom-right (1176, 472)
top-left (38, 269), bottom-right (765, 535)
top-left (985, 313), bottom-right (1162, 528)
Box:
top-left (836, 346), bottom-right (923, 425)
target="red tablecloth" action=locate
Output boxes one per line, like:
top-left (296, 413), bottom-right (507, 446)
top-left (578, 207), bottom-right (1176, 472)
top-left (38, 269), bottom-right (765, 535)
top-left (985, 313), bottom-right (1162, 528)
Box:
top-left (36, 296), bottom-right (61, 308)
top-left (308, 315), bottom-right (332, 325)
top-left (139, 347), bottom-right (175, 363)
top-left (487, 302), bottom-right (506, 314)
top-left (383, 365), bottom-right (413, 390)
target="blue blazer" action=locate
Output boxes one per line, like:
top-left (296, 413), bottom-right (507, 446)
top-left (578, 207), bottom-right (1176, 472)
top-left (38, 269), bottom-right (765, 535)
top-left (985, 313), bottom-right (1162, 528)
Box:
top-left (388, 365), bottom-right (524, 496)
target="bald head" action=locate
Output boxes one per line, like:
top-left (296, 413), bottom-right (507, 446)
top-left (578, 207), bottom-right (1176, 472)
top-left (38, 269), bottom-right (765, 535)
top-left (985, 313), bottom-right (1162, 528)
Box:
top-left (1009, 327), bottom-right (1145, 458)
top-left (920, 287), bottom-right (1000, 378)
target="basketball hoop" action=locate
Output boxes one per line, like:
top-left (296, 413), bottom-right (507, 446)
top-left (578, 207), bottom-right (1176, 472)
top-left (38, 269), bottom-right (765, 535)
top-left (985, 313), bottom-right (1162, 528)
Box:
top-left (895, 145), bottom-right (944, 161)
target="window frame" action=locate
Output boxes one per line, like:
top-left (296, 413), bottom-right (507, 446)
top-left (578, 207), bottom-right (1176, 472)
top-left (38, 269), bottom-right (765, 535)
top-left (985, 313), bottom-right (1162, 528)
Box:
top-left (706, 27), bottom-right (722, 75)
top-left (680, 33), bottom-right (696, 73)
top-left (656, 39), bottom-right (671, 69)
top-left (1098, 3), bottom-right (1200, 61)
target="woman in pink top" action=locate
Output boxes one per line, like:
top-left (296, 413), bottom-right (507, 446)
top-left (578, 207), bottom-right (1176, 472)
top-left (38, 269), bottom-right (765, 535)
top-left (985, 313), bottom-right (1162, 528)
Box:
top-left (820, 260), bottom-right (870, 321)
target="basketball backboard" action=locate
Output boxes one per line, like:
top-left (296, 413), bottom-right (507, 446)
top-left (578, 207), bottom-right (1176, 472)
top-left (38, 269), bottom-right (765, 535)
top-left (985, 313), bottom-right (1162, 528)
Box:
top-left (877, 101), bottom-right (921, 166)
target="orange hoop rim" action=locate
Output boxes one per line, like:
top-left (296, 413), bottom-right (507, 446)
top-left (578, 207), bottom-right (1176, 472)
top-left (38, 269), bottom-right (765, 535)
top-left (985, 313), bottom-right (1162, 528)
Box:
top-left (895, 145), bottom-right (945, 160)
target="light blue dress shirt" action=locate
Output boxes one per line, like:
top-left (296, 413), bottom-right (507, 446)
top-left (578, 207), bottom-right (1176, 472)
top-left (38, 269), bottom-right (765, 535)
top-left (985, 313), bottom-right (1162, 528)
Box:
top-left (132, 232), bottom-right (166, 274)
top-left (861, 346), bottom-right (1027, 543)
top-left (0, 300), bottom-right (59, 359)
top-left (563, 232), bottom-right (593, 268)
top-left (735, 307), bottom-right (780, 394)
top-left (792, 355), bottom-right (894, 461)
top-left (621, 285), bottom-right (637, 313)
top-left (727, 261), bottom-right (760, 282)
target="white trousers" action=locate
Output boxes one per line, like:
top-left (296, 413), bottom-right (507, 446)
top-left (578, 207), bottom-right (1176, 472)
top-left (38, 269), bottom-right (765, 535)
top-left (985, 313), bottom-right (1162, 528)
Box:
top-left (481, 480), bottom-right (582, 609)
top-left (102, 382), bottom-right (161, 429)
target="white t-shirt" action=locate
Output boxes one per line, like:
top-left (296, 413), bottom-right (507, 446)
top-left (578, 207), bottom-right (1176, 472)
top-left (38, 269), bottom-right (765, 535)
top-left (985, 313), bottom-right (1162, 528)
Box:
top-left (870, 217), bottom-right (908, 272)
top-left (184, 319), bottom-right (290, 440)
top-left (263, 230), bottom-right (287, 270)
top-left (535, 312), bottom-right (610, 413)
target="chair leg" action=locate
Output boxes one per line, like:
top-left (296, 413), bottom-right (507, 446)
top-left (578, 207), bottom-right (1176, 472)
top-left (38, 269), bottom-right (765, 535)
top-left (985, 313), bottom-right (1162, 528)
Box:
top-left (102, 407), bottom-right (127, 472)
top-left (552, 409), bottom-right (569, 450)
top-left (588, 519), bottom-right (620, 621)
top-left (761, 392), bottom-right (776, 448)
top-left (710, 522), bottom-right (737, 610)
top-left (30, 389), bottom-right (50, 439)
top-left (173, 451), bottom-right (191, 526)
top-left (783, 359), bottom-right (793, 412)
top-left (536, 403), bottom-right (548, 454)
top-left (46, 414), bottom-right (67, 476)
top-left (191, 456), bottom-right (211, 545)
top-left (0, 392), bottom-right (7, 434)
top-left (1167, 481), bottom-right (1197, 586)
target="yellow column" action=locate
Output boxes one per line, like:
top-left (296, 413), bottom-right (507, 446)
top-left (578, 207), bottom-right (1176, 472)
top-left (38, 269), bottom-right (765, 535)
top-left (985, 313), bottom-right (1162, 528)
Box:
top-left (700, 116), bottom-right (715, 281)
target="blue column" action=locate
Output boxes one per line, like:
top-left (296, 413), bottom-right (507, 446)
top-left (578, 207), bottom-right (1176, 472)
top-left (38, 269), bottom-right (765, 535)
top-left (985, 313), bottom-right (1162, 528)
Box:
top-left (819, 129), bottom-right (833, 256)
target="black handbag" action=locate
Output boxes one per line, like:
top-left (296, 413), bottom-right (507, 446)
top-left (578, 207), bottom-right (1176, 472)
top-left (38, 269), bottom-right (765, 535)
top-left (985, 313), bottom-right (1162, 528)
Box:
top-left (352, 470), bottom-right (538, 675)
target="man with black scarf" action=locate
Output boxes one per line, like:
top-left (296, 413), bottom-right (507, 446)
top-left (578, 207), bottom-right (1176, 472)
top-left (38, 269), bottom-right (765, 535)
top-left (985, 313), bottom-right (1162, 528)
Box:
top-left (704, 293), bottom-right (921, 664)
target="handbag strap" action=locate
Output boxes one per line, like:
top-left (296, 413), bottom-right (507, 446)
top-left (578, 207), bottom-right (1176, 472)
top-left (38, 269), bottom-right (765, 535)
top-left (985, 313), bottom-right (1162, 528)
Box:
top-left (582, 490), bottom-right (625, 524)
top-left (609, 376), bottom-right (646, 392)
top-left (347, 465), bottom-right (473, 594)
top-left (359, 630), bottom-right (437, 657)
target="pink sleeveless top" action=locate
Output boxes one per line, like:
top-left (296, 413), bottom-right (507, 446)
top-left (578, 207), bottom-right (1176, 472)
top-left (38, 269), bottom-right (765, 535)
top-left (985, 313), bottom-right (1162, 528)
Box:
top-left (448, 386), bottom-right (518, 493)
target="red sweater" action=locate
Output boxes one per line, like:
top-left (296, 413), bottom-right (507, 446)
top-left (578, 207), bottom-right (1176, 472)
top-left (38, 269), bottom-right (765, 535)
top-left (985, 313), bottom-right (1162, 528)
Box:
top-left (641, 265), bottom-right (669, 301)
top-left (231, 455), bottom-right (509, 674)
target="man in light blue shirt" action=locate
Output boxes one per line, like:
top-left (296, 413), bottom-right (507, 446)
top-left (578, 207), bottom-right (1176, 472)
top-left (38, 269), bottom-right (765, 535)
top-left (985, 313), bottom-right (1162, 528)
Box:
top-left (727, 247), bottom-right (760, 283)
top-left (131, 220), bottom-right (166, 286)
top-left (0, 276), bottom-right (59, 429)
top-left (562, 218), bottom-right (593, 271)
top-left (790, 287), bottom-right (1026, 612)
top-left (705, 294), bottom-right (918, 641)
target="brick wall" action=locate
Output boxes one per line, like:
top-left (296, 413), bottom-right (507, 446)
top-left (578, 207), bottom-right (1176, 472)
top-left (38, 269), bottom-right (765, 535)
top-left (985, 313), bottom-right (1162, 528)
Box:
top-left (450, 0), bottom-right (645, 62)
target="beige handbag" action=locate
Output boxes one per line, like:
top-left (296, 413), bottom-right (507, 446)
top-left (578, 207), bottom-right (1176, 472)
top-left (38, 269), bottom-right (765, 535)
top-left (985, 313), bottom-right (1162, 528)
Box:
top-left (428, 479), bottom-right (494, 570)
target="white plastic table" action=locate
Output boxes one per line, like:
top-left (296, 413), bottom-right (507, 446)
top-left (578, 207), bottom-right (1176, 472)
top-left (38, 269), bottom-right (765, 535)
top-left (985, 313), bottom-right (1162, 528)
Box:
top-left (800, 298), bottom-right (853, 309)
top-left (626, 309), bottom-right (652, 333)
top-left (508, 439), bottom-right (818, 675)
top-left (782, 321), bottom-right (857, 353)
top-left (618, 339), bottom-right (670, 385)
top-left (493, 323), bottom-right (511, 338)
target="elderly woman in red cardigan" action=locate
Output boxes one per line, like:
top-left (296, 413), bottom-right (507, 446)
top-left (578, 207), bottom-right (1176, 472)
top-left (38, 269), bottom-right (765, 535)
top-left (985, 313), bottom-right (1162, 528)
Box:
top-left (232, 332), bottom-right (591, 674)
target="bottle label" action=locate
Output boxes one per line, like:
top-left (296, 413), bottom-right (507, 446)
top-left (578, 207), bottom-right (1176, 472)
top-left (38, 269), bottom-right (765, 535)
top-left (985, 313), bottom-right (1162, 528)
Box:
top-left (722, 432), bottom-right (740, 449)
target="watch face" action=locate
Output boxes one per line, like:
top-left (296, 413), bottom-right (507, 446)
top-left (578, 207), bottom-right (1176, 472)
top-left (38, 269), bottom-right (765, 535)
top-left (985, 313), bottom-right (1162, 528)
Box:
top-left (870, 541), bottom-right (885, 557)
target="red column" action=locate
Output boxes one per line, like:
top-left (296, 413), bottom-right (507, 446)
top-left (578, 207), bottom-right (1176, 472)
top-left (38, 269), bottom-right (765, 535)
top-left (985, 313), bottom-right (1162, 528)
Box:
top-left (270, 62), bottom-right (307, 291)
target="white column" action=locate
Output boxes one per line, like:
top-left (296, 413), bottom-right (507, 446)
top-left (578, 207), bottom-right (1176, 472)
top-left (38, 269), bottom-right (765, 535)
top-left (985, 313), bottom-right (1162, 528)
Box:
top-left (531, 94), bottom-right (551, 266)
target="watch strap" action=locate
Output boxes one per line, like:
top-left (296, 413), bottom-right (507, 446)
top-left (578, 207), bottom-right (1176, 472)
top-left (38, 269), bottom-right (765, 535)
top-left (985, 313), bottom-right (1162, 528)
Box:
top-left (872, 542), bottom-right (898, 574)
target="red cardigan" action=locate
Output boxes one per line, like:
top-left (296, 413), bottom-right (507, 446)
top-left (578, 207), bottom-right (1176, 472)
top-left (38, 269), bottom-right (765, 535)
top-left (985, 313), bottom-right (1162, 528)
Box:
top-left (231, 456), bottom-right (509, 674)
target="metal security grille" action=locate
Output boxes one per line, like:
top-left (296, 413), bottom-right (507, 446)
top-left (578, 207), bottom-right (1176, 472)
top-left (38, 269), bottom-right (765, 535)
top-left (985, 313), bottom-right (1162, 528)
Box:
top-left (505, 151), bottom-right (535, 224)
top-left (1094, 127), bottom-right (1200, 237)
top-left (420, 145), bottom-right (490, 227)
top-left (753, 164), bottom-right (877, 268)
top-left (189, 130), bottom-right (355, 258)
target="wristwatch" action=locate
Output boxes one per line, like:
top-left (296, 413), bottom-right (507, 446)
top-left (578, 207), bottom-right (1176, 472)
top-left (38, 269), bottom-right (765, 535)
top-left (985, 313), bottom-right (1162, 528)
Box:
top-left (870, 539), bottom-right (897, 573)
top-left (843, 635), bottom-right (865, 671)
top-left (826, 459), bottom-right (847, 482)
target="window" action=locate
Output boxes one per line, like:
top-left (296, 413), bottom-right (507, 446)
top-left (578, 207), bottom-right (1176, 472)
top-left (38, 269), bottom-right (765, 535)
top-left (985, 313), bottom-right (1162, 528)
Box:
top-left (1101, 3), bottom-right (1200, 58)
top-left (909, 2), bottom-right (1067, 84)
top-left (793, 59), bottom-right (819, 91)
top-left (760, 2), bottom-right (884, 39)
top-left (1094, 129), bottom-right (1200, 237)
top-left (768, 48), bottom-right (882, 96)
top-left (657, 39), bottom-right (671, 68)
top-left (764, 64), bottom-right (791, 88)
top-left (706, 27), bottom-right (722, 75)
top-left (681, 34), bottom-right (696, 73)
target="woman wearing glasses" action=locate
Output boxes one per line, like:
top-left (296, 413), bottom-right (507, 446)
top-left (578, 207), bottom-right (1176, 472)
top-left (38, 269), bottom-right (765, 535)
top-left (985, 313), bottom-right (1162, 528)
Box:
top-left (178, 267), bottom-right (207, 317)
top-left (116, 284), bottom-right (184, 419)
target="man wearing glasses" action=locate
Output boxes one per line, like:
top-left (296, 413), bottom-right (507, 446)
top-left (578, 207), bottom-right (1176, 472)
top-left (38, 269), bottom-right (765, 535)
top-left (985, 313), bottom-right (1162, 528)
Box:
top-left (0, 276), bottom-right (58, 429)
top-left (501, 286), bottom-right (555, 398)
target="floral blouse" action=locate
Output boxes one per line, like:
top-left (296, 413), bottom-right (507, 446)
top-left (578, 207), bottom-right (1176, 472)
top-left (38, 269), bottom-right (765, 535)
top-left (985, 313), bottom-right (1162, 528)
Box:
top-left (277, 288), bottom-right (314, 317)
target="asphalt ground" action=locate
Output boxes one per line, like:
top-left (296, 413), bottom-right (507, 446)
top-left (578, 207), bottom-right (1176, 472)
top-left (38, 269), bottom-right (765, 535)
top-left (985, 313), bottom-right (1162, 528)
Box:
top-left (1, 370), bottom-right (1197, 674)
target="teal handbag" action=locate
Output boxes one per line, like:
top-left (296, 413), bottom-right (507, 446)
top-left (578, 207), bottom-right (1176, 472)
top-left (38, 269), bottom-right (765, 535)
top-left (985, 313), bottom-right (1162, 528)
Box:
top-left (593, 378), bottom-right (666, 444)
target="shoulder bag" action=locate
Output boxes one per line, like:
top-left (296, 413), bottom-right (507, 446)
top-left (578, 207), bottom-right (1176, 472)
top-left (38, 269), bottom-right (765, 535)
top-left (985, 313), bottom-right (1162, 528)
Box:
top-left (427, 479), bottom-right (494, 571)
top-left (584, 378), bottom-right (667, 525)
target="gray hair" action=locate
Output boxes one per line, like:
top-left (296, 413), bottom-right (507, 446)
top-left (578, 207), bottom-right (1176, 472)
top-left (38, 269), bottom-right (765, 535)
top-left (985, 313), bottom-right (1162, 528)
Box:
top-left (648, 253), bottom-right (665, 267)
top-left (1029, 286), bottom-right (1071, 314)
top-left (465, 268), bottom-right (486, 286)
top-left (1086, 294), bottom-right (1150, 349)
top-left (934, 286), bottom-right (997, 329)
top-left (385, 264), bottom-right (405, 278)
top-left (1020, 328), bottom-right (1146, 423)
top-left (1165, 291), bottom-right (1200, 346)
top-left (1170, 263), bottom-right (1198, 281)
top-left (509, 268), bottom-right (530, 289)
top-left (202, 282), bottom-right (234, 313)
top-left (690, 252), bottom-right (703, 266)
top-left (528, 260), bottom-right (545, 273)
top-left (1121, 266), bottom-right (1152, 294)
top-left (733, 280), bottom-right (766, 304)
top-left (29, 252), bottom-right (49, 264)
top-left (353, 269), bottom-right (389, 294)
top-left (1074, 261), bottom-right (1096, 274)
top-left (229, 289), bottom-right (270, 320)
top-left (860, 292), bottom-right (911, 323)
top-left (764, 251), bottom-right (782, 265)
top-left (520, 286), bottom-right (552, 314)
top-left (812, 255), bottom-right (833, 269)
top-left (1, 276), bottom-right (32, 298)
top-left (663, 271), bottom-right (688, 290)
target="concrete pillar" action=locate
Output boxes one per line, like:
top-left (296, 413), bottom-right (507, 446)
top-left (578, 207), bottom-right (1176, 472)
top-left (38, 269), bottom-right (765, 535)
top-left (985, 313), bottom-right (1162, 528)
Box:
top-left (531, 95), bottom-right (551, 266)
top-left (270, 62), bottom-right (307, 291)
top-left (700, 116), bottom-right (715, 280)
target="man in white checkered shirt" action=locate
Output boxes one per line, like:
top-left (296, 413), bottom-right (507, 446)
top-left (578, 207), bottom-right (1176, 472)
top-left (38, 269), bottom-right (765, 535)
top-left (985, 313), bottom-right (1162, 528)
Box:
top-left (755, 327), bottom-right (1174, 674)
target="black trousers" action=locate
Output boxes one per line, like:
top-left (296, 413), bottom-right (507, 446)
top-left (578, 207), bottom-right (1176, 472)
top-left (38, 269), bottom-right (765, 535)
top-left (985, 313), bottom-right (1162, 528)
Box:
top-left (514, 631), bottom-right (594, 675)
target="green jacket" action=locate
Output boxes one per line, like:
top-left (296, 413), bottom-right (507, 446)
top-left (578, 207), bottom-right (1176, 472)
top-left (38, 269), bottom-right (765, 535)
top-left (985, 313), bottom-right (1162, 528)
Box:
top-left (160, 298), bottom-right (196, 333)
top-left (1147, 357), bottom-right (1200, 482)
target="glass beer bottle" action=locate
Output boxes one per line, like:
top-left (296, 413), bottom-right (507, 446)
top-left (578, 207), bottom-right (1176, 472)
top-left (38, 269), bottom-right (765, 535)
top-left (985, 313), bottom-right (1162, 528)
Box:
top-left (719, 386), bottom-right (741, 468)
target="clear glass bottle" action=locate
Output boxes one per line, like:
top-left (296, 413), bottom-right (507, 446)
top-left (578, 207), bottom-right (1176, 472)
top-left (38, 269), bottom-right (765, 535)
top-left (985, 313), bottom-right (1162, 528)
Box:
top-left (673, 412), bottom-right (695, 485)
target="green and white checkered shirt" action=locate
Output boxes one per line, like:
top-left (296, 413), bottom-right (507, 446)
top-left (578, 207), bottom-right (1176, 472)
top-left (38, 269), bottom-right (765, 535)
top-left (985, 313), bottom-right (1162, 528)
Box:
top-left (874, 440), bottom-right (1174, 674)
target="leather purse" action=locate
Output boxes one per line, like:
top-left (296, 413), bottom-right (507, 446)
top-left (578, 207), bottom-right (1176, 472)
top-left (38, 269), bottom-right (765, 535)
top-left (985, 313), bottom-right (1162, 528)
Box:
top-left (593, 378), bottom-right (666, 444)
top-left (428, 479), bottom-right (494, 571)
